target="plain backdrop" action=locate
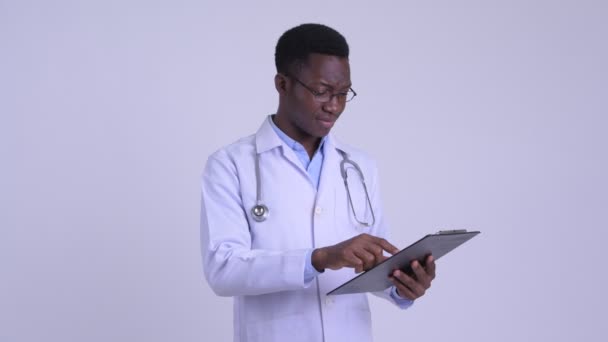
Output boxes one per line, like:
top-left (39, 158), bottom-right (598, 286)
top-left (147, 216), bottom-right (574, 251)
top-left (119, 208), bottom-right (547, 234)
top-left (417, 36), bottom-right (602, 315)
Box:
top-left (2, 0), bottom-right (607, 341)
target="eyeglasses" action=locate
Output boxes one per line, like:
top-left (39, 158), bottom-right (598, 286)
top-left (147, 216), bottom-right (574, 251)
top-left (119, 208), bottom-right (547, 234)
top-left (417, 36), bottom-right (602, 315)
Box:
top-left (286, 74), bottom-right (357, 103)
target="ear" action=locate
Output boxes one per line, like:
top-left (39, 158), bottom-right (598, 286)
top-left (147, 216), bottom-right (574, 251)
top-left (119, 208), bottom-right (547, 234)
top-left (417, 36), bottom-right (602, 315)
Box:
top-left (274, 73), bottom-right (289, 95)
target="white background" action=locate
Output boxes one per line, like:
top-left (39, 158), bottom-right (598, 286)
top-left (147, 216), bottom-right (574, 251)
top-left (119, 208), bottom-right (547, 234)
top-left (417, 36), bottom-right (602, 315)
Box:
top-left (2, 0), bottom-right (607, 341)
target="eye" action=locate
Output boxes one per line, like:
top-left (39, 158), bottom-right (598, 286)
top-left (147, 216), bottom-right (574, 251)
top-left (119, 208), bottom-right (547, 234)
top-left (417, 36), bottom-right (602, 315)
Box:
top-left (312, 89), bottom-right (329, 96)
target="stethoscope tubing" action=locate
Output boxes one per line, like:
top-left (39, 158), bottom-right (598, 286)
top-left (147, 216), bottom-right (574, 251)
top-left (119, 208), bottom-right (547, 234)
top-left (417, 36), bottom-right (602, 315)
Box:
top-left (251, 150), bottom-right (269, 222)
top-left (250, 150), bottom-right (375, 227)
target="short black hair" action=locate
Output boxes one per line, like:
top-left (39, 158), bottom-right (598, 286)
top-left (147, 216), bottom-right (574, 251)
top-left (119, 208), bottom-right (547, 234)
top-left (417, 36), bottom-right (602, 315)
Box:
top-left (275, 23), bottom-right (349, 74)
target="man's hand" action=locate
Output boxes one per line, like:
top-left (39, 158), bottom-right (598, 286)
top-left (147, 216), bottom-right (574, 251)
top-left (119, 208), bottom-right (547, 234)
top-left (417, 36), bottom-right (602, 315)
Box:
top-left (312, 233), bottom-right (400, 273)
top-left (389, 254), bottom-right (436, 300)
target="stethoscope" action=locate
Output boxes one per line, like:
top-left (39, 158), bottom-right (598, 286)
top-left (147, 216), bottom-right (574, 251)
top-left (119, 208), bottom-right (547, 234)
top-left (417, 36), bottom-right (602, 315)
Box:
top-left (250, 150), bottom-right (376, 227)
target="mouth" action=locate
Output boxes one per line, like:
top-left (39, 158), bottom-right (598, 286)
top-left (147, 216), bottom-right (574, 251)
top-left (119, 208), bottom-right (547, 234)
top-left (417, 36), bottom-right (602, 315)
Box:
top-left (316, 116), bottom-right (336, 129)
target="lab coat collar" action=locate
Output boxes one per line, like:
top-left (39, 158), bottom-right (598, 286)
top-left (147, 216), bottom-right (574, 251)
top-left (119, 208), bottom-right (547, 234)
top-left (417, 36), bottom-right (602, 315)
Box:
top-left (255, 116), bottom-right (284, 154)
top-left (255, 115), bottom-right (348, 156)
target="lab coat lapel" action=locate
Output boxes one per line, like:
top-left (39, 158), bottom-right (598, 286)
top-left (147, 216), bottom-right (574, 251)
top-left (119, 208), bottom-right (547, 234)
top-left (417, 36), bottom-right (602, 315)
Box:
top-left (317, 134), bottom-right (343, 200)
top-left (280, 147), bottom-right (311, 182)
top-left (255, 116), bottom-right (312, 184)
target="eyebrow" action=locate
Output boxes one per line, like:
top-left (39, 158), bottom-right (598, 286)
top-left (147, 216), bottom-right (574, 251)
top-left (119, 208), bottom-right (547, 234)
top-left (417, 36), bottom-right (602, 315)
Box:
top-left (318, 81), bottom-right (353, 91)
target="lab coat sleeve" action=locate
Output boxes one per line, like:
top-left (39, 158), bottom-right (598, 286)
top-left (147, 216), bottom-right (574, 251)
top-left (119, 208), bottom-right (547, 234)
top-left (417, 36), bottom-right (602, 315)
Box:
top-left (200, 152), bottom-right (309, 297)
top-left (366, 161), bottom-right (414, 309)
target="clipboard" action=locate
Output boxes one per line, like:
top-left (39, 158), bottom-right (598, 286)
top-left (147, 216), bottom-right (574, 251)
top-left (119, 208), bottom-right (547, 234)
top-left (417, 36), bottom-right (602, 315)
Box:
top-left (327, 230), bottom-right (480, 295)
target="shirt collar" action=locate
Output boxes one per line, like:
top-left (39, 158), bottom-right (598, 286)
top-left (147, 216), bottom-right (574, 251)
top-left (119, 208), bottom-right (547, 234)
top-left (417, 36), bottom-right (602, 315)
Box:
top-left (255, 114), bottom-right (346, 155)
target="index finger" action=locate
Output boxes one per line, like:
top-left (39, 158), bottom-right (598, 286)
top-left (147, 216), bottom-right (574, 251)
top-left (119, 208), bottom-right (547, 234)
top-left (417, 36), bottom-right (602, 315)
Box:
top-left (373, 237), bottom-right (399, 255)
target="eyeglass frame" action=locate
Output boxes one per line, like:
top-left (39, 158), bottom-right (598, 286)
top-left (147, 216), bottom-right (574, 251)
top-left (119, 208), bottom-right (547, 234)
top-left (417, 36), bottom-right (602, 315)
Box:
top-left (284, 73), bottom-right (357, 103)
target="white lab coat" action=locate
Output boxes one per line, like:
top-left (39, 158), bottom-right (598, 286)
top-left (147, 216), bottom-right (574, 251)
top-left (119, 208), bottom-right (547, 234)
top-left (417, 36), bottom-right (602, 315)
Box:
top-left (200, 117), bottom-right (404, 342)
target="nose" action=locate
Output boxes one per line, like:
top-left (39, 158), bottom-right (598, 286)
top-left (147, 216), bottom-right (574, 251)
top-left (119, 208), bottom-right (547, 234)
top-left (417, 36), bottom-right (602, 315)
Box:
top-left (322, 94), bottom-right (344, 114)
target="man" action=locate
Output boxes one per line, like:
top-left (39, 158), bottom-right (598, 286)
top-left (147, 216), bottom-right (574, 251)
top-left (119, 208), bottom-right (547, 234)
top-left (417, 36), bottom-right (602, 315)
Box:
top-left (200, 23), bottom-right (435, 342)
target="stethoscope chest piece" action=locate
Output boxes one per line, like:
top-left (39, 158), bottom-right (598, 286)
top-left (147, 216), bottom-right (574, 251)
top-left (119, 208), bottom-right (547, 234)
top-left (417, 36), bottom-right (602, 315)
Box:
top-left (251, 204), bottom-right (269, 222)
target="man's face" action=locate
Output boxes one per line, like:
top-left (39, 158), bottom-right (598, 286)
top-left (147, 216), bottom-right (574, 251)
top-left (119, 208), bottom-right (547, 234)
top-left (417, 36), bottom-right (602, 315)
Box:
top-left (282, 53), bottom-right (351, 139)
